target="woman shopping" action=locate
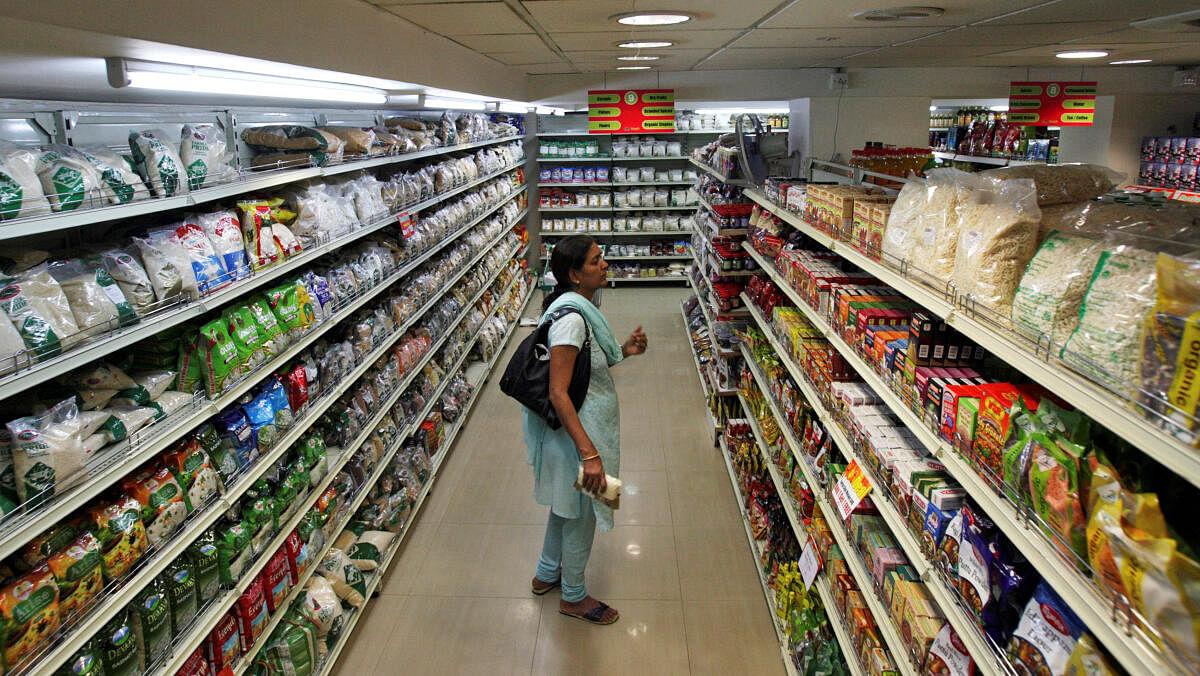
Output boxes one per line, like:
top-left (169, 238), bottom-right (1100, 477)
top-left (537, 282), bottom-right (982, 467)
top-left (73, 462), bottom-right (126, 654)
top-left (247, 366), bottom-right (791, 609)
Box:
top-left (525, 234), bottom-right (648, 626)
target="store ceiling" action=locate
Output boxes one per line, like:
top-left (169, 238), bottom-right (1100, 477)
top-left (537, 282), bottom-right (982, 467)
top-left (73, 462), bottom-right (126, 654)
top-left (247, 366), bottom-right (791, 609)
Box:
top-left (366, 0), bottom-right (1200, 74)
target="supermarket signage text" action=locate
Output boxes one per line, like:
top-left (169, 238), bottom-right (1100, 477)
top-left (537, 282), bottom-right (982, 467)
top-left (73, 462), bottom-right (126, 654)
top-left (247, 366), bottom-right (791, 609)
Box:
top-left (587, 89), bottom-right (675, 133)
top-left (1007, 81), bottom-right (1096, 126)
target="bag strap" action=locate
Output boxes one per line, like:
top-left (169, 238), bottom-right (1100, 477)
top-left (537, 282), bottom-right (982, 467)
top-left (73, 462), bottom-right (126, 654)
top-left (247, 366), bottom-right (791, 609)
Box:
top-left (546, 306), bottom-right (591, 347)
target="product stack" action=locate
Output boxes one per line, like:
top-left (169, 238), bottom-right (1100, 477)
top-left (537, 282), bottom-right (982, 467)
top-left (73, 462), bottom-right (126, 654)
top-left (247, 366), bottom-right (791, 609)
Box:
top-left (728, 161), bottom-right (1200, 676)
top-left (0, 105), bottom-right (532, 676)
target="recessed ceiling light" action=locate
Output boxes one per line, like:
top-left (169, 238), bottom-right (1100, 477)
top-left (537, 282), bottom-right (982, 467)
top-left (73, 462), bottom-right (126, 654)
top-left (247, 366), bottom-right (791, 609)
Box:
top-left (1110, 58), bottom-right (1152, 64)
top-left (618, 55), bottom-right (661, 61)
top-left (618, 40), bottom-right (674, 49)
top-left (617, 66), bottom-right (653, 70)
top-left (1055, 50), bottom-right (1110, 59)
top-left (853, 6), bottom-right (944, 21)
top-left (612, 11), bottom-right (692, 26)
top-left (814, 36), bottom-right (840, 41)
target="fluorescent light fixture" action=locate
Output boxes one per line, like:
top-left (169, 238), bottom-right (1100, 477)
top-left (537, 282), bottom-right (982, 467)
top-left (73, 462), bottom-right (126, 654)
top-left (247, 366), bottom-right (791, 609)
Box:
top-left (1110, 58), bottom-right (1152, 64)
top-left (1055, 50), bottom-right (1109, 59)
top-left (106, 57), bottom-right (388, 104)
top-left (618, 55), bottom-right (661, 61)
top-left (612, 11), bottom-right (692, 26)
top-left (423, 96), bottom-right (486, 110)
top-left (990, 105), bottom-right (1008, 111)
top-left (929, 105), bottom-right (937, 111)
top-left (498, 102), bottom-right (530, 114)
top-left (694, 108), bottom-right (787, 115)
top-left (536, 106), bottom-right (566, 116)
top-left (617, 66), bottom-right (652, 70)
top-left (618, 40), bottom-right (674, 49)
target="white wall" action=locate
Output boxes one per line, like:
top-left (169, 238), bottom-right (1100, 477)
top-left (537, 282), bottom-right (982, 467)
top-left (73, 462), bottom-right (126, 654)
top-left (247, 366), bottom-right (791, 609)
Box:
top-left (1106, 92), bottom-right (1200, 180)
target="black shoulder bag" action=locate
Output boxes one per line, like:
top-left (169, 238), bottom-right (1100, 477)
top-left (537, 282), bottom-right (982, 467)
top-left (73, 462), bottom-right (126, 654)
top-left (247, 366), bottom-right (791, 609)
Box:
top-left (500, 307), bottom-right (591, 429)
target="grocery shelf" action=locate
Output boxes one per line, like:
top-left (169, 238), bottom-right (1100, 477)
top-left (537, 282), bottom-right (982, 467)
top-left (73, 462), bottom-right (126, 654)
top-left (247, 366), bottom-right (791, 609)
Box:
top-left (538, 182), bottom-right (616, 187)
top-left (689, 158), bottom-right (755, 188)
top-left (0, 195), bottom-right (528, 563)
top-left (607, 276), bottom-right (688, 283)
top-left (604, 255), bottom-right (691, 261)
top-left (0, 135), bottom-right (520, 239)
top-left (540, 206), bottom-right (615, 212)
top-left (741, 241), bottom-right (1189, 676)
top-left (737, 391), bottom-right (866, 676)
top-left (930, 150), bottom-right (1044, 167)
top-left (537, 156), bottom-right (611, 162)
top-left (539, 229), bottom-right (693, 237)
top-left (743, 188), bottom-right (1200, 491)
top-left (323, 286), bottom-right (534, 676)
top-left (536, 130), bottom-right (727, 137)
top-left (540, 205), bottom-right (697, 212)
top-left (716, 434), bottom-right (801, 676)
top-left (0, 161), bottom-right (526, 399)
top-left (740, 298), bottom-right (1006, 676)
top-left (685, 274), bottom-right (738, 358)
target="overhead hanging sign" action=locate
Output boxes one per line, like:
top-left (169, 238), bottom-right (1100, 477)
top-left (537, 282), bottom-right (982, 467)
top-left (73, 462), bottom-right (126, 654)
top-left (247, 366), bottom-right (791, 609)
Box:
top-left (1008, 81), bottom-right (1096, 126)
top-left (587, 89), bottom-right (675, 133)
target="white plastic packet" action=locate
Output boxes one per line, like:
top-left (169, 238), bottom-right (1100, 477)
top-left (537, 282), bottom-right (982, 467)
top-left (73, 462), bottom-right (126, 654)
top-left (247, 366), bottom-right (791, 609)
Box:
top-left (47, 258), bottom-right (137, 335)
top-left (77, 146), bottom-right (149, 203)
top-left (35, 145), bottom-right (101, 212)
top-left (0, 263), bottom-right (82, 351)
top-left (168, 221), bottom-right (231, 294)
top-left (0, 140), bottom-right (51, 219)
top-left (180, 124), bottom-right (236, 190)
top-left (6, 398), bottom-right (89, 503)
top-left (98, 248), bottom-right (157, 313)
top-left (190, 211), bottom-right (249, 283)
top-left (134, 229), bottom-right (200, 300)
top-left (129, 128), bottom-right (189, 197)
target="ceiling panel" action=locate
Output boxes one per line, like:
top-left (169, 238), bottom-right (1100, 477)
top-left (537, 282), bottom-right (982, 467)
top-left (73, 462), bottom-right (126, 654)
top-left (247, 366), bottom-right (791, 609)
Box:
top-left (764, 0), bottom-right (1040, 29)
top-left (453, 33), bottom-right (543, 52)
top-left (521, 62), bottom-right (577, 74)
top-left (980, 0), bottom-right (1200, 25)
top-left (384, 2), bottom-right (531, 35)
top-left (1076, 26), bottom-right (1200, 44)
top-left (982, 40), bottom-right (1200, 63)
top-left (541, 29), bottom-right (741, 50)
top-left (698, 46), bottom-right (863, 70)
top-left (486, 46), bottom-right (562, 65)
top-left (520, 0), bottom-right (782, 32)
top-left (734, 26), bottom-right (943, 49)
top-left (375, 0), bottom-right (497, 4)
top-left (929, 21), bottom-right (1127, 47)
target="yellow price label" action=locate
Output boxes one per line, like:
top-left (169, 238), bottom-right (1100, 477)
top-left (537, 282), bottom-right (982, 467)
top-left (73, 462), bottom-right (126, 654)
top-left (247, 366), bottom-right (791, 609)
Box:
top-left (587, 120), bottom-right (621, 131)
top-left (1008, 112), bottom-right (1041, 124)
top-left (1061, 112), bottom-right (1094, 124)
top-left (589, 107), bottom-right (620, 118)
top-left (642, 92), bottom-right (674, 103)
top-left (1010, 85), bottom-right (1042, 96)
top-left (1009, 99), bottom-right (1041, 110)
top-left (1062, 99), bottom-right (1096, 110)
top-left (588, 93), bottom-right (619, 104)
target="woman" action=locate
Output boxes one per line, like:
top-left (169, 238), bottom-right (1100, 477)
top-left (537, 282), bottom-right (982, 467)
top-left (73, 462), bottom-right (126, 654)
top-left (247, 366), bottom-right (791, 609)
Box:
top-left (525, 234), bottom-right (647, 626)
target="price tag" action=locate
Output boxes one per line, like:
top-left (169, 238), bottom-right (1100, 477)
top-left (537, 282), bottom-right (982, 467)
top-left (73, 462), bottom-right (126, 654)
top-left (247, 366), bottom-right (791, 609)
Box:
top-left (798, 537), bottom-right (822, 590)
top-left (831, 459), bottom-right (873, 521)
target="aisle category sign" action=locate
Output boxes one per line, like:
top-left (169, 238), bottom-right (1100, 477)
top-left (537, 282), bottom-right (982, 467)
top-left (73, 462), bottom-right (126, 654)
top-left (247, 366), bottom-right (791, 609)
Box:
top-left (588, 89), bottom-right (675, 133)
top-left (1008, 81), bottom-right (1096, 126)
top-left (831, 460), bottom-right (873, 520)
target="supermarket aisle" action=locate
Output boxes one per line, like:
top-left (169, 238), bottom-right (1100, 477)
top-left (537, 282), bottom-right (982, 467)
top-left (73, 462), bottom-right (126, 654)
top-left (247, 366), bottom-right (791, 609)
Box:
top-left (334, 287), bottom-right (784, 675)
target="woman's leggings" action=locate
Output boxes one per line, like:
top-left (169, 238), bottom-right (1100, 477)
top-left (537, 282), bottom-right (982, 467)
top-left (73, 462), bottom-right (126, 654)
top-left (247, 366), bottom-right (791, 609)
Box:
top-left (535, 506), bottom-right (597, 603)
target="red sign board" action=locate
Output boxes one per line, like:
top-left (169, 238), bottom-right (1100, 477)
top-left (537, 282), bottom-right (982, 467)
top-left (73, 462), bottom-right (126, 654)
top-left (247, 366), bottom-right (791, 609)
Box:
top-left (587, 89), bottom-right (675, 133)
top-left (1008, 81), bottom-right (1096, 126)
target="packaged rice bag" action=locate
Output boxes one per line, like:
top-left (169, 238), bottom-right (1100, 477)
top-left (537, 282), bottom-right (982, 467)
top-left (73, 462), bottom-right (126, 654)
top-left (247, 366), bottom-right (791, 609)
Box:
top-left (347, 530), bottom-right (394, 572)
top-left (247, 296), bottom-right (285, 357)
top-left (262, 609), bottom-right (318, 675)
top-left (176, 329), bottom-right (204, 394)
top-left (122, 464), bottom-right (192, 546)
top-left (98, 248), bottom-right (157, 314)
top-left (205, 611), bottom-right (241, 671)
top-left (235, 577), bottom-right (269, 653)
top-left (46, 531), bottom-right (103, 620)
top-left (267, 284), bottom-right (305, 342)
top-left (133, 229), bottom-right (198, 301)
top-left (0, 140), bottom-right (53, 220)
top-left (48, 257), bottom-right (139, 333)
top-left (298, 575), bottom-right (342, 640)
top-left (223, 304), bottom-right (266, 371)
top-left (172, 647), bottom-right (210, 676)
top-left (191, 210), bottom-right (249, 282)
top-left (316, 548), bottom-right (366, 607)
top-left (99, 607), bottom-right (140, 676)
top-left (0, 263), bottom-right (82, 358)
top-left (282, 364), bottom-right (309, 413)
top-left (186, 530), bottom-right (221, 605)
top-left (128, 129), bottom-right (188, 197)
top-left (1006, 582), bottom-right (1085, 676)
top-left (164, 558), bottom-right (198, 634)
top-left (56, 640), bottom-right (104, 675)
top-left (130, 577), bottom-right (171, 670)
top-left (163, 438), bottom-right (224, 506)
top-left (166, 221), bottom-right (230, 295)
top-left (215, 408), bottom-right (256, 470)
top-left (133, 369), bottom-right (175, 401)
top-left (76, 145), bottom-right (148, 205)
top-left (237, 200), bottom-right (284, 270)
top-left (284, 529), bottom-right (311, 582)
top-left (87, 494), bottom-right (148, 581)
top-left (7, 397), bottom-right (92, 505)
top-left (36, 145), bottom-right (100, 212)
top-left (242, 494), bottom-right (276, 556)
top-left (302, 272), bottom-right (333, 321)
top-left (243, 391), bottom-right (278, 455)
top-left (0, 564), bottom-right (60, 672)
top-left (180, 123), bottom-right (235, 190)
top-left (198, 318), bottom-right (242, 396)
top-left (261, 550), bottom-right (293, 613)
top-left (215, 521), bottom-right (252, 585)
top-left (261, 376), bottom-right (294, 430)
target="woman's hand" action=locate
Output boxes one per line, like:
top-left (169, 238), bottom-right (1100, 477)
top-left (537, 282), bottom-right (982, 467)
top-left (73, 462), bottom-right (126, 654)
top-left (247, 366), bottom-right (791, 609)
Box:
top-left (581, 454), bottom-right (607, 494)
top-left (622, 325), bottom-right (648, 357)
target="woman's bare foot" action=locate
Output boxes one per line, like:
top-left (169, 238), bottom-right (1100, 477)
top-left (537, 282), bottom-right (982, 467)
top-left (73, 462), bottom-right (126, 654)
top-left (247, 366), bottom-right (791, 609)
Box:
top-left (559, 595), bottom-right (619, 625)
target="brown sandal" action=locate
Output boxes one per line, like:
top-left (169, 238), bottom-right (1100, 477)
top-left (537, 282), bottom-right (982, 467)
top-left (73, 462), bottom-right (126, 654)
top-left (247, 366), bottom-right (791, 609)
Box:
top-left (559, 601), bottom-right (619, 625)
top-left (532, 577), bottom-right (560, 595)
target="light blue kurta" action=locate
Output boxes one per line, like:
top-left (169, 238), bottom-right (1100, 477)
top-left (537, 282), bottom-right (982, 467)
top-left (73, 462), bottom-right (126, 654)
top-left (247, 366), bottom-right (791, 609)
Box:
top-left (524, 295), bottom-right (622, 532)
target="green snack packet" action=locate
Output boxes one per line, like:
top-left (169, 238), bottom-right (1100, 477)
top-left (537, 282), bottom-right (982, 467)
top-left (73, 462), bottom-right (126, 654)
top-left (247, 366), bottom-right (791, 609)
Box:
top-left (196, 424), bottom-right (238, 488)
top-left (267, 284), bottom-right (304, 342)
top-left (164, 559), bottom-right (198, 634)
top-left (222, 304), bottom-right (266, 371)
top-left (186, 530), bottom-right (221, 604)
top-left (130, 577), bottom-right (171, 670)
top-left (263, 609), bottom-right (319, 676)
top-left (56, 639), bottom-right (104, 675)
top-left (247, 296), bottom-right (285, 356)
top-left (175, 329), bottom-right (204, 394)
top-left (215, 521), bottom-right (251, 584)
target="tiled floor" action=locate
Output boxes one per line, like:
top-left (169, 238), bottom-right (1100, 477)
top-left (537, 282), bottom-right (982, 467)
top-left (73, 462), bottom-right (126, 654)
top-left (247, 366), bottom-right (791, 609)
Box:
top-left (334, 287), bottom-right (786, 675)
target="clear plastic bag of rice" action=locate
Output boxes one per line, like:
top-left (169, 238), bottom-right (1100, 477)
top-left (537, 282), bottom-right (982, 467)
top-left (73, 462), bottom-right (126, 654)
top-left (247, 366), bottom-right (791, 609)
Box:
top-left (129, 128), bottom-right (189, 197)
top-left (1061, 243), bottom-right (1159, 396)
top-left (180, 123), bottom-right (236, 190)
top-left (47, 258), bottom-right (136, 336)
top-left (0, 263), bottom-right (83, 353)
top-left (6, 397), bottom-right (90, 503)
top-left (1011, 230), bottom-right (1105, 347)
top-left (77, 145), bottom-right (149, 203)
top-left (980, 163), bottom-right (1123, 206)
top-left (134, 229), bottom-right (199, 301)
top-left (951, 177), bottom-right (1041, 318)
top-left (0, 140), bottom-right (52, 219)
top-left (911, 168), bottom-right (979, 280)
top-left (98, 248), bottom-right (157, 314)
top-left (881, 177), bottom-right (927, 264)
